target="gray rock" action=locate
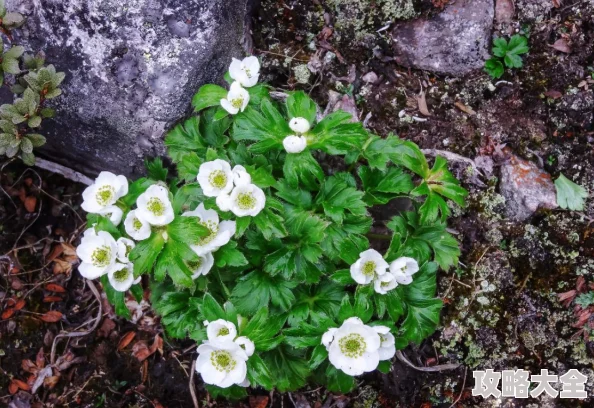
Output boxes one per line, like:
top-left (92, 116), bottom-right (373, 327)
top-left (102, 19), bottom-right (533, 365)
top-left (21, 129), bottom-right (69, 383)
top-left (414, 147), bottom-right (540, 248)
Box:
top-left (499, 154), bottom-right (558, 221)
top-left (6, 0), bottom-right (252, 176)
top-left (391, 0), bottom-right (494, 76)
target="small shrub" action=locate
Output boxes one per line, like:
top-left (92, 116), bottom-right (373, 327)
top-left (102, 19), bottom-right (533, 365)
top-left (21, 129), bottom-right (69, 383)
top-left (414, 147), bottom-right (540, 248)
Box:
top-left (484, 34), bottom-right (529, 79)
top-left (78, 56), bottom-right (468, 397)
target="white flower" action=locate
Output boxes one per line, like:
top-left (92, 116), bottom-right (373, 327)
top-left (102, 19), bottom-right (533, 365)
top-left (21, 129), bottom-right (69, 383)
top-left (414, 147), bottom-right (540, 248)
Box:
top-left (289, 117), bottom-right (310, 134)
top-left (389, 257), bottom-right (419, 285)
top-left (232, 165), bottom-right (252, 186)
top-left (373, 273), bottom-right (398, 295)
top-left (234, 336), bottom-right (255, 357)
top-left (228, 56), bottom-right (260, 88)
top-left (116, 237), bottom-right (135, 263)
top-left (76, 229), bottom-right (118, 279)
top-left (97, 205), bottom-right (123, 226)
top-left (228, 183), bottom-right (266, 217)
top-left (124, 210), bottom-right (152, 240)
top-left (136, 185), bottom-right (174, 226)
top-left (216, 193), bottom-right (232, 212)
top-left (207, 319), bottom-right (238, 343)
top-left (322, 328), bottom-right (337, 350)
top-left (197, 159), bottom-right (234, 197)
top-left (220, 81), bottom-right (250, 114)
top-left (182, 203), bottom-right (236, 255)
top-left (107, 262), bottom-right (140, 292)
top-left (350, 249), bottom-right (389, 285)
top-left (81, 171), bottom-right (128, 213)
top-left (282, 135), bottom-right (307, 154)
top-left (373, 326), bottom-right (396, 361)
top-left (187, 252), bottom-right (214, 279)
top-left (196, 340), bottom-right (248, 388)
top-left (325, 317), bottom-right (381, 376)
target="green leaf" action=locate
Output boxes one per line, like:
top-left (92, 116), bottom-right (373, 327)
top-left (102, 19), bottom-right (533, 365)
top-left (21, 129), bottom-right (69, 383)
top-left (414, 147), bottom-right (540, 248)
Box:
top-left (484, 58), bottom-right (504, 79)
top-left (27, 115), bottom-right (42, 128)
top-left (201, 293), bottom-right (226, 321)
top-left (309, 345), bottom-right (328, 370)
top-left (308, 111), bottom-right (367, 155)
top-left (555, 173), bottom-right (588, 211)
top-left (177, 152), bottom-right (202, 181)
top-left (144, 157), bottom-right (168, 181)
top-left (325, 365), bottom-right (356, 393)
top-left (151, 282), bottom-right (203, 339)
top-left (4, 45), bottom-right (24, 59)
top-left (20, 136), bottom-right (33, 154)
top-left (387, 137), bottom-right (430, 178)
top-left (247, 84), bottom-right (270, 107)
top-left (288, 282), bottom-right (345, 326)
top-left (247, 354), bottom-right (274, 389)
top-left (2, 58), bottom-right (19, 75)
top-left (24, 133), bottom-right (45, 147)
top-left (100, 275), bottom-right (130, 319)
top-left (233, 99), bottom-right (290, 150)
top-left (507, 34), bottom-right (529, 55)
top-left (399, 298), bottom-right (442, 344)
top-left (156, 241), bottom-right (196, 288)
top-left (330, 269), bottom-right (353, 285)
top-left (286, 91), bottom-right (317, 124)
top-left (165, 116), bottom-right (206, 162)
top-left (253, 208), bottom-right (288, 240)
top-left (20, 151), bottom-right (35, 166)
top-left (504, 53), bottom-right (523, 68)
top-left (204, 384), bottom-right (247, 400)
top-left (231, 270), bottom-right (297, 315)
top-left (167, 215), bottom-right (210, 243)
top-left (129, 232), bottom-right (165, 277)
top-left (283, 150), bottom-right (324, 190)
top-left (192, 84), bottom-right (227, 112)
top-left (423, 156), bottom-right (468, 207)
top-left (242, 307), bottom-right (286, 351)
top-left (214, 241), bottom-right (248, 268)
top-left (358, 166), bottom-right (414, 205)
top-left (262, 345), bottom-right (310, 392)
top-left (316, 173), bottom-right (367, 223)
top-left (199, 108), bottom-right (231, 148)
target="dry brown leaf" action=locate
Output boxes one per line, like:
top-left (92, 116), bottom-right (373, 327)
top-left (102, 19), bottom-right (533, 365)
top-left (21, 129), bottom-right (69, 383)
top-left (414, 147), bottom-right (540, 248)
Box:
top-left (46, 283), bottom-right (66, 293)
top-left (15, 299), bottom-right (26, 311)
top-left (24, 196), bottom-right (37, 213)
top-left (12, 379), bottom-right (30, 391)
top-left (8, 381), bottom-right (18, 395)
top-left (2, 308), bottom-right (15, 320)
top-left (544, 90), bottom-right (563, 99)
top-left (11, 277), bottom-right (24, 290)
top-left (61, 243), bottom-right (77, 256)
top-left (416, 91), bottom-right (431, 116)
top-left (550, 38), bottom-right (571, 53)
top-left (132, 341), bottom-right (151, 362)
top-left (52, 259), bottom-right (72, 275)
top-left (118, 331), bottom-right (137, 351)
top-left (454, 101), bottom-right (476, 115)
top-left (149, 335), bottom-right (163, 356)
top-left (36, 348), bottom-right (45, 369)
top-left (40, 311), bottom-right (63, 323)
top-left (43, 296), bottom-right (63, 303)
top-left (44, 375), bottom-right (59, 389)
top-left (249, 396), bottom-right (270, 408)
top-left (46, 245), bottom-right (64, 263)
top-left (22, 359), bottom-right (39, 374)
top-left (98, 318), bottom-right (116, 338)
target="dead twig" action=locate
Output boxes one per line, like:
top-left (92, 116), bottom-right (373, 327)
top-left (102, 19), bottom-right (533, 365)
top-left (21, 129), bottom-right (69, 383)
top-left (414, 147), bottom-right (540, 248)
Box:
top-left (50, 280), bottom-right (102, 364)
top-left (190, 358), bottom-right (200, 408)
top-left (35, 157), bottom-right (93, 185)
top-left (448, 366), bottom-right (468, 408)
top-left (395, 350), bottom-right (460, 372)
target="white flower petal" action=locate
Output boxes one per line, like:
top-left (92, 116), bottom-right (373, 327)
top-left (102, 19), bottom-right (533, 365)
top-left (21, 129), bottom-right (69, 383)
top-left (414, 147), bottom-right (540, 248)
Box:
top-left (283, 135), bottom-right (307, 153)
top-left (136, 185), bottom-right (174, 226)
top-left (221, 98), bottom-right (239, 114)
top-left (289, 117), bottom-right (311, 134)
top-left (322, 327), bottom-right (338, 350)
top-left (124, 210), bottom-right (152, 240)
top-left (81, 171), bottom-right (128, 213)
top-left (228, 183), bottom-right (265, 217)
top-left (234, 336), bottom-right (255, 357)
top-left (98, 205), bottom-right (123, 226)
top-left (197, 160), bottom-right (234, 197)
top-left (206, 319), bottom-right (237, 343)
top-left (107, 262), bottom-right (135, 292)
top-left (232, 165), bottom-right (252, 186)
top-left (189, 252), bottom-right (214, 279)
top-left (116, 237), bottom-right (135, 263)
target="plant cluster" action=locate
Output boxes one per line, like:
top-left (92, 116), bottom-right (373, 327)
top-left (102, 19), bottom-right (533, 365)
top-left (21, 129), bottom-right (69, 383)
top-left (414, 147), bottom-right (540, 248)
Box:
top-left (484, 34), bottom-right (529, 79)
top-left (78, 56), bottom-right (468, 397)
top-left (0, 0), bottom-right (65, 165)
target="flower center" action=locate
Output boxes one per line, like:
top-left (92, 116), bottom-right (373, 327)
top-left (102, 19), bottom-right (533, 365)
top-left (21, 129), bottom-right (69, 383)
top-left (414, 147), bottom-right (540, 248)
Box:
top-left (195, 220), bottom-right (219, 246)
top-left (187, 257), bottom-right (203, 271)
top-left (338, 333), bottom-right (366, 358)
top-left (210, 350), bottom-right (237, 372)
top-left (236, 192), bottom-right (256, 210)
top-left (230, 97), bottom-right (244, 109)
top-left (113, 267), bottom-right (129, 282)
top-left (124, 244), bottom-right (133, 257)
top-left (362, 261), bottom-right (376, 276)
top-left (209, 170), bottom-right (228, 189)
top-left (132, 218), bottom-right (143, 231)
top-left (91, 246), bottom-right (112, 267)
top-left (96, 185), bottom-right (115, 206)
top-left (218, 327), bottom-right (230, 336)
top-left (243, 67), bottom-right (252, 78)
top-left (381, 281), bottom-right (391, 287)
top-left (147, 197), bottom-right (165, 216)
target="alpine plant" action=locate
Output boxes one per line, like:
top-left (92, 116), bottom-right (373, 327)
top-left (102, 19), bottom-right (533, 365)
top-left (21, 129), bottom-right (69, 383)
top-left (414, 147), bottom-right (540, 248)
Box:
top-left (77, 56), bottom-right (467, 397)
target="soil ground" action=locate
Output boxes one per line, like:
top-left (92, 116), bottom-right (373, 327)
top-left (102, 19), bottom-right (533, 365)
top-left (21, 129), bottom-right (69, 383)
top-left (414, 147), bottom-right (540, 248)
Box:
top-left (1, 0), bottom-right (594, 407)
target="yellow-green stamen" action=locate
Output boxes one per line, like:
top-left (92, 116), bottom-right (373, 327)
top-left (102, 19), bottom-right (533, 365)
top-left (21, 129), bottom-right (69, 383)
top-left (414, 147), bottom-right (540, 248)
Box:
top-left (339, 333), bottom-right (366, 358)
top-left (96, 185), bottom-right (115, 206)
top-left (361, 261), bottom-right (376, 276)
top-left (147, 197), bottom-right (165, 216)
top-left (236, 192), bottom-right (256, 210)
top-left (210, 350), bottom-right (236, 372)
